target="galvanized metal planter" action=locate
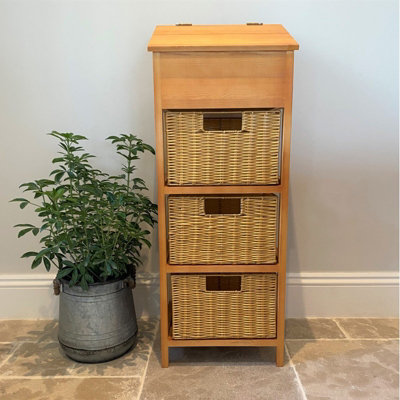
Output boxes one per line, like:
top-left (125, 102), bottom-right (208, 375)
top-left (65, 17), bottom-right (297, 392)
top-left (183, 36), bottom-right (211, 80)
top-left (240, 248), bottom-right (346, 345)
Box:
top-left (58, 278), bottom-right (138, 363)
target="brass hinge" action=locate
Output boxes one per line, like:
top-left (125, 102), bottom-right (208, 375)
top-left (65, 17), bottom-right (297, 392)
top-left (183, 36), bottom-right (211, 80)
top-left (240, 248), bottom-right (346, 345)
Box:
top-left (246, 22), bottom-right (263, 25)
top-left (176, 23), bottom-right (192, 26)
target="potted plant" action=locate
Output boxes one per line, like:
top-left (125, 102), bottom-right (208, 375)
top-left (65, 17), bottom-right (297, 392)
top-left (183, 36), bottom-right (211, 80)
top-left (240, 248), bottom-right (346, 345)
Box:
top-left (11, 132), bottom-right (157, 362)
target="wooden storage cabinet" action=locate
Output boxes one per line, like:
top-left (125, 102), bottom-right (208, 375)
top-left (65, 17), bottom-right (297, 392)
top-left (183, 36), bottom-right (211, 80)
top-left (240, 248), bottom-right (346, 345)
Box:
top-left (148, 24), bottom-right (298, 367)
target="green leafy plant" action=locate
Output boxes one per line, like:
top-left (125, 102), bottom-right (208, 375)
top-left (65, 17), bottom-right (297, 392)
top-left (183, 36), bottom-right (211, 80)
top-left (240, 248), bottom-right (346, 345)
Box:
top-left (11, 132), bottom-right (157, 290)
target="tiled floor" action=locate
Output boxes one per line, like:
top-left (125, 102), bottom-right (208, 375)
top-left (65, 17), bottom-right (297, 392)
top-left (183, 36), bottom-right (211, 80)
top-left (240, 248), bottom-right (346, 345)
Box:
top-left (0, 318), bottom-right (398, 400)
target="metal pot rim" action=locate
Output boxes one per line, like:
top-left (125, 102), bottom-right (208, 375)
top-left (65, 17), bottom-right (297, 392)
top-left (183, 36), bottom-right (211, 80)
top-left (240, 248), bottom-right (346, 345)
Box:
top-left (60, 276), bottom-right (128, 287)
top-left (60, 276), bottom-right (130, 296)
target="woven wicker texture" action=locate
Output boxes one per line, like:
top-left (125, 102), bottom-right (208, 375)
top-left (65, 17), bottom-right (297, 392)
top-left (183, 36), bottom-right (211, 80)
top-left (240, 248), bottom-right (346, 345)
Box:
top-left (168, 195), bottom-right (278, 265)
top-left (171, 274), bottom-right (277, 339)
top-left (165, 110), bottom-right (282, 185)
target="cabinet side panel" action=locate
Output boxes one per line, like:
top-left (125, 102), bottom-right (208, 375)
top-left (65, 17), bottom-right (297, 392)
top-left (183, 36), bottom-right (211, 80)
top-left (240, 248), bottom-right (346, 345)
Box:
top-left (276, 51), bottom-right (294, 366)
top-left (152, 52), bottom-right (169, 367)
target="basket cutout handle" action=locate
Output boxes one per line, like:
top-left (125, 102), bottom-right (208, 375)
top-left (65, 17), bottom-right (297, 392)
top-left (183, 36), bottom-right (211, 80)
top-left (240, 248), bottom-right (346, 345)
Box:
top-left (204, 198), bottom-right (242, 215)
top-left (205, 276), bottom-right (242, 292)
top-left (202, 112), bottom-right (243, 132)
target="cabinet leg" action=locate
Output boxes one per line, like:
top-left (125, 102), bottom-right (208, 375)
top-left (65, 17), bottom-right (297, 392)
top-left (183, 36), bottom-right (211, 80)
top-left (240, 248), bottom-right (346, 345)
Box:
top-left (276, 343), bottom-right (285, 367)
top-left (161, 343), bottom-right (169, 368)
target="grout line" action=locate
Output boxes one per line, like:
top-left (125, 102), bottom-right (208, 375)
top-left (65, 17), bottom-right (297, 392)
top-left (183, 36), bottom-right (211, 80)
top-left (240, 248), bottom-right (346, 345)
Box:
top-left (286, 338), bottom-right (397, 342)
top-left (0, 375), bottom-right (143, 380)
top-left (332, 318), bottom-right (351, 339)
top-left (374, 361), bottom-right (399, 376)
top-left (285, 344), bottom-right (307, 400)
top-left (0, 339), bottom-right (56, 345)
top-left (286, 317), bottom-right (399, 320)
top-left (0, 342), bottom-right (22, 370)
top-left (136, 321), bottom-right (160, 400)
top-left (66, 361), bottom-right (79, 375)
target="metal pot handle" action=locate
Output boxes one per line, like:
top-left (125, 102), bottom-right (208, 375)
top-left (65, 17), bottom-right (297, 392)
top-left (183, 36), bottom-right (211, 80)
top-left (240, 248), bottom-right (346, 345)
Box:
top-left (124, 277), bottom-right (136, 289)
top-left (53, 279), bottom-right (61, 296)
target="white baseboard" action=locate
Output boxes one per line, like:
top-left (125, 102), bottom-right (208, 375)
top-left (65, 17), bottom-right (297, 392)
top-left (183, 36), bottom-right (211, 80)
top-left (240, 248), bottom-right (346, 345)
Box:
top-left (0, 272), bottom-right (398, 319)
top-left (0, 273), bottom-right (160, 320)
top-left (285, 272), bottom-right (399, 317)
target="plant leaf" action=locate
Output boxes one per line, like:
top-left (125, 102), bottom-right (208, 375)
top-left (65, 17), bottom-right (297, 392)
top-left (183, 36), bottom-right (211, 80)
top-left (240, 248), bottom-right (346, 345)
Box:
top-left (80, 277), bottom-right (89, 291)
top-left (34, 248), bottom-right (52, 260)
top-left (21, 251), bottom-right (38, 258)
top-left (57, 267), bottom-right (73, 279)
top-left (43, 257), bottom-right (51, 271)
top-left (10, 198), bottom-right (29, 203)
top-left (62, 260), bottom-right (75, 268)
top-left (70, 269), bottom-right (79, 286)
top-left (31, 257), bottom-right (42, 269)
top-left (18, 228), bottom-right (32, 238)
top-left (14, 224), bottom-right (35, 228)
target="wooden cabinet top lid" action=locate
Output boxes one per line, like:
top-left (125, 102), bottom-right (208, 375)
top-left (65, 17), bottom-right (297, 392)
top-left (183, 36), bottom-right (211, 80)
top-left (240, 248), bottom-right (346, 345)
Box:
top-left (147, 24), bottom-right (299, 52)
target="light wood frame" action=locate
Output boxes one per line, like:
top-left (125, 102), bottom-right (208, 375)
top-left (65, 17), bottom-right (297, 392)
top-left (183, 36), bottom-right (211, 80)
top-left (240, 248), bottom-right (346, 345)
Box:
top-left (151, 50), bottom-right (295, 367)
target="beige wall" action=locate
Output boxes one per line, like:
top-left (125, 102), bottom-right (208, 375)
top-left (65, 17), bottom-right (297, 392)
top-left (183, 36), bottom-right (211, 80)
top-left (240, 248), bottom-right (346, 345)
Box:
top-left (0, 1), bottom-right (398, 292)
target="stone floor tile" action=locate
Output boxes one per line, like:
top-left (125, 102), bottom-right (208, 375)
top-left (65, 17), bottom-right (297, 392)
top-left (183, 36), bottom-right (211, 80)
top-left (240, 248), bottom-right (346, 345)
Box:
top-left (0, 377), bottom-right (141, 400)
top-left (287, 339), bottom-right (399, 400)
top-left (335, 318), bottom-right (399, 339)
top-left (0, 318), bottom-right (157, 378)
top-left (139, 329), bottom-right (303, 400)
top-left (68, 318), bottom-right (158, 377)
top-left (285, 318), bottom-right (346, 339)
top-left (0, 344), bottom-right (15, 365)
top-left (0, 341), bottom-right (74, 377)
top-left (0, 320), bottom-right (57, 343)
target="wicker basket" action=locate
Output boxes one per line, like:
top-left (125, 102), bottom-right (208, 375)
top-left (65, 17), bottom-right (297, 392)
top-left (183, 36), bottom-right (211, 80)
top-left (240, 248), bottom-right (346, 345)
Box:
top-left (165, 109), bottom-right (282, 186)
top-left (168, 195), bottom-right (279, 265)
top-left (171, 273), bottom-right (277, 339)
